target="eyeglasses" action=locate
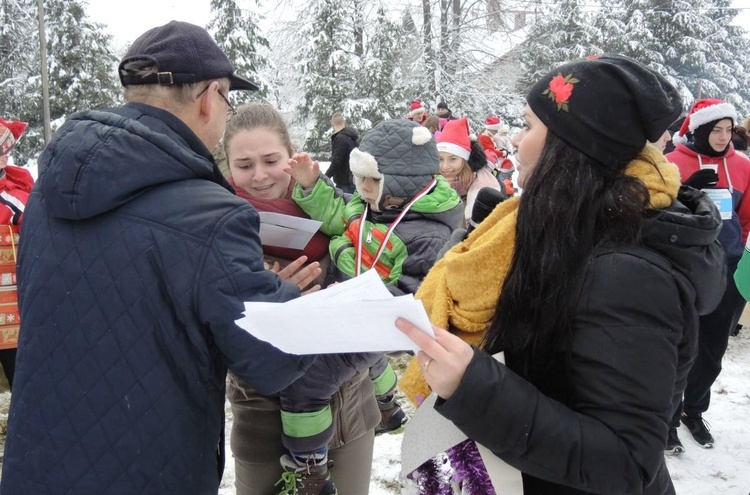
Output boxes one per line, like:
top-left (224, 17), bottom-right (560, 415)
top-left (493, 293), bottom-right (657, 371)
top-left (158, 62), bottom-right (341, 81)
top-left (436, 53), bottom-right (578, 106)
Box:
top-left (196, 84), bottom-right (236, 121)
top-left (217, 90), bottom-right (236, 120)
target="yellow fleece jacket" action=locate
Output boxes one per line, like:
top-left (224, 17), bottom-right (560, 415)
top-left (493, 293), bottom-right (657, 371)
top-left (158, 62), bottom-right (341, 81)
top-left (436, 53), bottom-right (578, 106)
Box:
top-left (400, 145), bottom-right (681, 405)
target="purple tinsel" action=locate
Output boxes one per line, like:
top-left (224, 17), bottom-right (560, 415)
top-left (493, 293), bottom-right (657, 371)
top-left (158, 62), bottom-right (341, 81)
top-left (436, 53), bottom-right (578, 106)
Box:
top-left (409, 440), bottom-right (497, 495)
top-left (447, 439), bottom-right (497, 495)
top-left (410, 454), bottom-right (452, 495)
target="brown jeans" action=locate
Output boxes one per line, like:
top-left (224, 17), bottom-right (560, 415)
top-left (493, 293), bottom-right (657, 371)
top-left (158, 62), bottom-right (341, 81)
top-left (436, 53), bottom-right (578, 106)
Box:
top-left (233, 429), bottom-right (375, 494)
top-left (227, 370), bottom-right (379, 494)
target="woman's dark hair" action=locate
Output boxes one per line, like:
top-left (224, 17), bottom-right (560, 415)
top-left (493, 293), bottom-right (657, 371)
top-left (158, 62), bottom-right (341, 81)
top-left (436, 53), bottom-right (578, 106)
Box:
top-left (732, 126), bottom-right (749, 151)
top-left (482, 133), bottom-right (650, 380)
top-left (467, 139), bottom-right (488, 172)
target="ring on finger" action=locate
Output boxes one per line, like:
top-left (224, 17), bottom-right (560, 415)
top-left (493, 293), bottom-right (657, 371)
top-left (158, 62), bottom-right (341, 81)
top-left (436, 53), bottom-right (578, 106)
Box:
top-left (422, 358), bottom-right (432, 374)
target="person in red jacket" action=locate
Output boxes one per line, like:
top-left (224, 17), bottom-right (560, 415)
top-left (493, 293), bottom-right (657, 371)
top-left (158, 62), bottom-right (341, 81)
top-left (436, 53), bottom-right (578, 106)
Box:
top-left (666, 98), bottom-right (750, 452)
top-left (0, 118), bottom-right (33, 226)
top-left (0, 117), bottom-right (33, 390)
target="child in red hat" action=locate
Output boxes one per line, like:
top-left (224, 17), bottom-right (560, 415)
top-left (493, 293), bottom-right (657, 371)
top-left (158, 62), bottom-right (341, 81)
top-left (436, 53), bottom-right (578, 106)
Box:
top-left (406, 99), bottom-right (428, 125)
top-left (436, 118), bottom-right (503, 226)
top-left (0, 117), bottom-right (34, 390)
top-left (0, 118), bottom-right (34, 226)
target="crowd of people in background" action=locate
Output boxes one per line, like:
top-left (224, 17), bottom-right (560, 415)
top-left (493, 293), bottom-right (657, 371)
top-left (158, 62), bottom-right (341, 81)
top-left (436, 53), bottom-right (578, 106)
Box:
top-left (1, 19), bottom-right (750, 495)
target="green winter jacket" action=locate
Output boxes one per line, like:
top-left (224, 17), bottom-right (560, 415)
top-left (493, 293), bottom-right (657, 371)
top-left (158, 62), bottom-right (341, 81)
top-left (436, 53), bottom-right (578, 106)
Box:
top-left (292, 175), bottom-right (462, 295)
top-left (735, 239), bottom-right (750, 300)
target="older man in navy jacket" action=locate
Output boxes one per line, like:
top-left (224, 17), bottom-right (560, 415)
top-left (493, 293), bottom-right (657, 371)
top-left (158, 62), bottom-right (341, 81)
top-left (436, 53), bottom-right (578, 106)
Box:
top-left (1, 22), bottom-right (319, 495)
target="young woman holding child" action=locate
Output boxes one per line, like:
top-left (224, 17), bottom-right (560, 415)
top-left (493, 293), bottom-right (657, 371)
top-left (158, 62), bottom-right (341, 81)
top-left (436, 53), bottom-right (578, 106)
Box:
top-left (223, 103), bottom-right (380, 495)
top-left (397, 54), bottom-right (726, 493)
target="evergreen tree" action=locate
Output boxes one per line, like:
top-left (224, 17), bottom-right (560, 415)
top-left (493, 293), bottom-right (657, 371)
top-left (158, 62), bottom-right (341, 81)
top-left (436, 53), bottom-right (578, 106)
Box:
top-left (209, 0), bottom-right (269, 103)
top-left (43, 0), bottom-right (120, 116)
top-left (358, 6), bottom-right (414, 127)
top-left (598, 0), bottom-right (750, 114)
top-left (296, 0), bottom-right (359, 155)
top-left (516, 0), bottom-right (603, 91)
top-left (0, 0), bottom-right (119, 164)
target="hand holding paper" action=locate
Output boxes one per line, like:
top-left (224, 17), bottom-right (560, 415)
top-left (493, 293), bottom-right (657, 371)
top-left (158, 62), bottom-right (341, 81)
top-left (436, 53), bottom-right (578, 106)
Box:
top-left (395, 318), bottom-right (474, 401)
top-left (236, 269), bottom-right (435, 354)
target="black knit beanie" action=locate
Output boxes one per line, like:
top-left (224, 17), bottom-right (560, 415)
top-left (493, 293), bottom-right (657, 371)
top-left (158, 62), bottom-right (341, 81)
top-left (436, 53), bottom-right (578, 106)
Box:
top-left (526, 53), bottom-right (682, 167)
top-left (692, 118), bottom-right (733, 157)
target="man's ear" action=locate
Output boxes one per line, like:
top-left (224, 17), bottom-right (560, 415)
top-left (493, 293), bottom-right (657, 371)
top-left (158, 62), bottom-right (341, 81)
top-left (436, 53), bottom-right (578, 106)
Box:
top-left (198, 81), bottom-right (219, 124)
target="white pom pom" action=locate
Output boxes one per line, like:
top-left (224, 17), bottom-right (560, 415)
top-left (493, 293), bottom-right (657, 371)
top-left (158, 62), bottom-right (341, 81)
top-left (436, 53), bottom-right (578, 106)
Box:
top-left (412, 126), bottom-right (433, 145)
top-left (349, 148), bottom-right (382, 178)
top-left (672, 133), bottom-right (687, 145)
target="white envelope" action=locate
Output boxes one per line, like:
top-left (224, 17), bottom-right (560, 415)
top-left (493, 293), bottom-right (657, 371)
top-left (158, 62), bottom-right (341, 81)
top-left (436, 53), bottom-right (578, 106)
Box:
top-left (258, 211), bottom-right (322, 249)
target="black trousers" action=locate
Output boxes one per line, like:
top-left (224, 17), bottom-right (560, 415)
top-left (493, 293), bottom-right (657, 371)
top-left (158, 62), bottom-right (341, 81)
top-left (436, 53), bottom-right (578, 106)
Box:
top-left (0, 347), bottom-right (17, 390)
top-left (673, 258), bottom-right (745, 425)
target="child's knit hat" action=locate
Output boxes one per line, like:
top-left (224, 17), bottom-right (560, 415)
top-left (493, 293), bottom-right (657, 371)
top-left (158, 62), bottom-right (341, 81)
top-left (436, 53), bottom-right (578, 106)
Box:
top-left (349, 119), bottom-right (438, 209)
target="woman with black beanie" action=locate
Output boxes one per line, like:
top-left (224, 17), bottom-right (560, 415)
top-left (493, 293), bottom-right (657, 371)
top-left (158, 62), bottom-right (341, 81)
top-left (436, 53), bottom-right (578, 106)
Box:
top-left (666, 98), bottom-right (750, 452)
top-left (397, 54), bottom-right (725, 494)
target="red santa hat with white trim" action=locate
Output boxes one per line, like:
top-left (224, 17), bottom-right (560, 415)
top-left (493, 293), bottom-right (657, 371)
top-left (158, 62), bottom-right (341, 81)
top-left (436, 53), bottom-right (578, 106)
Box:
top-left (0, 117), bottom-right (28, 156)
top-left (672, 98), bottom-right (737, 145)
top-left (436, 117), bottom-right (472, 160)
top-left (484, 116), bottom-right (503, 131)
top-left (407, 99), bottom-right (426, 118)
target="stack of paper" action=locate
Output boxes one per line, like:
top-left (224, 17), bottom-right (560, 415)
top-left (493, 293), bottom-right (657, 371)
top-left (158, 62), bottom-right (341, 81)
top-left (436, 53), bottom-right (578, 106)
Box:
top-left (235, 269), bottom-right (435, 354)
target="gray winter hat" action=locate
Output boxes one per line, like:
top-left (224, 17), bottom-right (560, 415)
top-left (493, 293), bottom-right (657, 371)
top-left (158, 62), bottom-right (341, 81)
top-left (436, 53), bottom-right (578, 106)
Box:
top-left (349, 119), bottom-right (438, 209)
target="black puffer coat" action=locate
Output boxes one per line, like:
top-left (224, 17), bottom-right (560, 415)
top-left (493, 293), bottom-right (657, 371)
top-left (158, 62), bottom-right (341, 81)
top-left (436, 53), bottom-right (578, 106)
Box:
top-left (326, 126), bottom-right (358, 187)
top-left (1, 103), bottom-right (314, 495)
top-left (437, 187), bottom-right (726, 494)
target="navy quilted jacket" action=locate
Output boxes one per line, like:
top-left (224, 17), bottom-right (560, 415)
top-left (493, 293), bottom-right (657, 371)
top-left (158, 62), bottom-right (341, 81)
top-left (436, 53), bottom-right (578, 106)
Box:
top-left (1, 103), bottom-right (314, 495)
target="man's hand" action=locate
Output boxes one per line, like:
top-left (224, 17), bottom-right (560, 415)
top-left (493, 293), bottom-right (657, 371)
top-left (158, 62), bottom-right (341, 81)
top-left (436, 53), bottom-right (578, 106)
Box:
top-left (285, 152), bottom-right (320, 190)
top-left (270, 255), bottom-right (322, 294)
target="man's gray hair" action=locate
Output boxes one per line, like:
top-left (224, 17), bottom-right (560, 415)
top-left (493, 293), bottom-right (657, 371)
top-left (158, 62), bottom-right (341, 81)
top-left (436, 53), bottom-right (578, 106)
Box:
top-left (121, 59), bottom-right (227, 106)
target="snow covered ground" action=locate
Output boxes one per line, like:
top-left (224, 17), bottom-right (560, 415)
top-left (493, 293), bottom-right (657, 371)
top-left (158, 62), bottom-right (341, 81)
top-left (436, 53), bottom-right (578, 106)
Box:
top-left (1, 298), bottom-right (749, 494)
top-left (213, 322), bottom-right (750, 494)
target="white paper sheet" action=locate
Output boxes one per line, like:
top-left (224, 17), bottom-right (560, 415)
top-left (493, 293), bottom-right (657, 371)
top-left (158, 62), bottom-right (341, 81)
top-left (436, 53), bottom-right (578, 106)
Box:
top-left (237, 269), bottom-right (434, 354)
top-left (258, 211), bottom-right (323, 249)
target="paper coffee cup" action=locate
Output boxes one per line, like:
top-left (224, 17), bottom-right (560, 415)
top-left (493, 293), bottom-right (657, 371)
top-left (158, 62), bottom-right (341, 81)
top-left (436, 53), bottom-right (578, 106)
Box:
top-left (700, 164), bottom-right (719, 172)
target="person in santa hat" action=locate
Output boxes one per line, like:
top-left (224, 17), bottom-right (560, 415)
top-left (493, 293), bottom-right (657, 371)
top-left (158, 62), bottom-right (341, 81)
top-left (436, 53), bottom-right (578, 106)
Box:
top-left (478, 115), bottom-right (512, 158)
top-left (666, 98), bottom-right (750, 452)
top-left (436, 117), bottom-right (503, 226)
top-left (0, 118), bottom-right (33, 226)
top-left (406, 99), bottom-right (428, 125)
top-left (0, 117), bottom-right (34, 391)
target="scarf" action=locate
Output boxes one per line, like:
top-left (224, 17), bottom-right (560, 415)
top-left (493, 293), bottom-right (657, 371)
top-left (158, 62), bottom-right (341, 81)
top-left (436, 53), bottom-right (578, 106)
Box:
top-left (399, 145), bottom-right (682, 406)
top-left (229, 177), bottom-right (330, 262)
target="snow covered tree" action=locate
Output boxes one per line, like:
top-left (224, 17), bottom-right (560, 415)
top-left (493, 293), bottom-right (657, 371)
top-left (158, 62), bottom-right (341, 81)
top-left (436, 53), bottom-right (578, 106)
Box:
top-left (516, 0), bottom-right (603, 91)
top-left (209, 0), bottom-right (270, 102)
top-left (357, 6), bottom-right (415, 127)
top-left (597, 0), bottom-right (750, 115)
top-left (43, 0), bottom-right (120, 116)
top-left (0, 0), bottom-right (119, 164)
top-left (296, 0), bottom-right (360, 155)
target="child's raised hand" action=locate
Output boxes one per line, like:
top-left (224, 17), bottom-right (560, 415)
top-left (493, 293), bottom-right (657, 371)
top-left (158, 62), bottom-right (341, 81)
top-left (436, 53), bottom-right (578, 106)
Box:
top-left (284, 152), bottom-right (320, 189)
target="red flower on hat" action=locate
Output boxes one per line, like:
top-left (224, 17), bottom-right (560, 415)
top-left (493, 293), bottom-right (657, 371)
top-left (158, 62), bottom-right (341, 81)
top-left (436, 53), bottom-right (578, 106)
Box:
top-left (543, 73), bottom-right (579, 112)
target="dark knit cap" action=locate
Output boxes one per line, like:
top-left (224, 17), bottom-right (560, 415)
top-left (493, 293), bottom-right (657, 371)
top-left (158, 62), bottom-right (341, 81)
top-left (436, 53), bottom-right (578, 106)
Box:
top-left (527, 53), bottom-right (682, 166)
